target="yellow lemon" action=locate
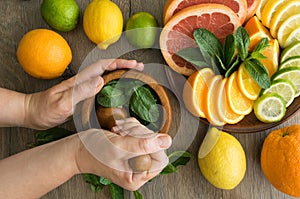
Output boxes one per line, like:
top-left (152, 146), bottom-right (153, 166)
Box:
top-left (83, 0), bottom-right (123, 49)
top-left (198, 127), bottom-right (246, 190)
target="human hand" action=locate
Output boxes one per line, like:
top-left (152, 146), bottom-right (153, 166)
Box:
top-left (74, 118), bottom-right (172, 191)
top-left (23, 59), bottom-right (144, 130)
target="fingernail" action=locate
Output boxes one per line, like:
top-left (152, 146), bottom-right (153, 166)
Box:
top-left (157, 135), bottom-right (172, 149)
top-left (115, 119), bottom-right (125, 125)
top-left (96, 77), bottom-right (103, 87)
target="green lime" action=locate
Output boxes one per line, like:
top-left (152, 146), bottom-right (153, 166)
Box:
top-left (125, 12), bottom-right (158, 48)
top-left (262, 79), bottom-right (296, 107)
top-left (279, 56), bottom-right (300, 70)
top-left (272, 67), bottom-right (300, 97)
top-left (254, 93), bottom-right (286, 123)
top-left (280, 41), bottom-right (300, 63)
top-left (41, 0), bottom-right (80, 32)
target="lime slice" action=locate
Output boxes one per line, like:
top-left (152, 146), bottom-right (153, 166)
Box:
top-left (283, 27), bottom-right (300, 48)
top-left (262, 79), bottom-right (296, 107)
top-left (279, 56), bottom-right (300, 69)
top-left (280, 41), bottom-right (300, 62)
top-left (254, 93), bottom-right (286, 123)
top-left (277, 14), bottom-right (300, 48)
top-left (198, 127), bottom-right (221, 159)
top-left (272, 67), bottom-right (300, 97)
top-left (269, 0), bottom-right (300, 38)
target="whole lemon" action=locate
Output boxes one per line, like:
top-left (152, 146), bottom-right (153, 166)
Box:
top-left (83, 0), bottom-right (123, 50)
top-left (198, 128), bottom-right (246, 190)
top-left (17, 29), bottom-right (72, 79)
top-left (41, 0), bottom-right (80, 32)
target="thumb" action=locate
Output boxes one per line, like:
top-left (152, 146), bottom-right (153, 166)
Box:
top-left (114, 133), bottom-right (172, 155)
top-left (72, 76), bottom-right (103, 105)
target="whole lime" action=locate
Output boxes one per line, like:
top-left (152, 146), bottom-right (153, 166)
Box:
top-left (125, 12), bottom-right (158, 48)
top-left (41, 0), bottom-right (80, 32)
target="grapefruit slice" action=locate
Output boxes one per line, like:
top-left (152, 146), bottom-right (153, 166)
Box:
top-left (160, 4), bottom-right (241, 76)
top-left (245, 0), bottom-right (260, 21)
top-left (163, 0), bottom-right (248, 25)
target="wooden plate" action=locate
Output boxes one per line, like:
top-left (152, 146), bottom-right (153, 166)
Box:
top-left (165, 67), bottom-right (300, 133)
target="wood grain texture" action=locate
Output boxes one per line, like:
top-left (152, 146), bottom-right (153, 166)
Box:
top-left (0, 0), bottom-right (299, 199)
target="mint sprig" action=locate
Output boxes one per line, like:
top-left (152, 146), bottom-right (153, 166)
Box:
top-left (175, 27), bottom-right (271, 89)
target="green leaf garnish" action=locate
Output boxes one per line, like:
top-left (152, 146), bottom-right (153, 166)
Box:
top-left (244, 59), bottom-right (271, 89)
top-left (253, 37), bottom-right (269, 52)
top-left (175, 47), bottom-right (207, 67)
top-left (235, 26), bottom-right (250, 61)
top-left (223, 34), bottom-right (236, 67)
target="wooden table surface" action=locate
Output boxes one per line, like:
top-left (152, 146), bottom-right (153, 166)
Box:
top-left (0, 0), bottom-right (299, 198)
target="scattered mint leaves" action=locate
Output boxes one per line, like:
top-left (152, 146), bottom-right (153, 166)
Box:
top-left (133, 190), bottom-right (144, 199)
top-left (109, 183), bottom-right (124, 199)
top-left (244, 59), bottom-right (270, 89)
top-left (161, 151), bottom-right (192, 175)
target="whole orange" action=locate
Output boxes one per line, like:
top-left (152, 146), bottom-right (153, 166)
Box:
top-left (261, 125), bottom-right (300, 197)
top-left (17, 29), bottom-right (72, 79)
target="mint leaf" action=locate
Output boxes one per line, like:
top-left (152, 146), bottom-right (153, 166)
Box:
top-left (244, 59), bottom-right (270, 89)
top-left (100, 177), bottom-right (112, 185)
top-left (83, 174), bottom-right (104, 193)
top-left (193, 28), bottom-right (224, 73)
top-left (223, 34), bottom-right (236, 67)
top-left (130, 86), bottom-right (159, 123)
top-left (133, 190), bottom-right (144, 199)
top-left (225, 56), bottom-right (240, 78)
top-left (30, 127), bottom-right (74, 147)
top-left (235, 27), bottom-right (250, 61)
top-left (175, 47), bottom-right (207, 67)
top-left (160, 163), bottom-right (177, 174)
top-left (168, 151), bottom-right (192, 167)
top-left (109, 184), bottom-right (124, 199)
top-left (253, 37), bottom-right (269, 52)
top-left (97, 80), bottom-right (127, 107)
top-left (250, 51), bottom-right (267, 60)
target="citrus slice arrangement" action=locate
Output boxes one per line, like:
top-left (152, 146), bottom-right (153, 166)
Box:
top-left (160, 0), bottom-right (300, 128)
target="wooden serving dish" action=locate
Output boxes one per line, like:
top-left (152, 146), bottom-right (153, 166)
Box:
top-left (78, 69), bottom-right (172, 134)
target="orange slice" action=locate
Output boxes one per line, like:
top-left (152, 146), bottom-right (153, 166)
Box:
top-left (261, 39), bottom-right (279, 77)
top-left (244, 16), bottom-right (272, 51)
top-left (237, 63), bottom-right (261, 100)
top-left (225, 71), bottom-right (254, 115)
top-left (160, 4), bottom-right (241, 76)
top-left (204, 75), bottom-right (226, 126)
top-left (163, 0), bottom-right (248, 25)
top-left (183, 68), bottom-right (214, 118)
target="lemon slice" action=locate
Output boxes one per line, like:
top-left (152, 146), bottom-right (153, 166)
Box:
top-left (237, 63), bottom-right (261, 100)
top-left (256, 0), bottom-right (269, 20)
top-left (279, 56), bottom-right (300, 69)
top-left (198, 127), bottom-right (221, 159)
top-left (272, 67), bottom-right (300, 97)
top-left (270, 0), bottom-right (300, 38)
top-left (284, 28), bottom-right (300, 48)
top-left (262, 79), bottom-right (296, 107)
top-left (254, 93), bottom-right (286, 123)
top-left (277, 14), bottom-right (300, 48)
top-left (280, 41), bottom-right (300, 62)
top-left (261, 0), bottom-right (287, 28)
